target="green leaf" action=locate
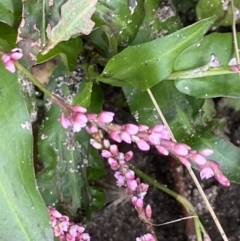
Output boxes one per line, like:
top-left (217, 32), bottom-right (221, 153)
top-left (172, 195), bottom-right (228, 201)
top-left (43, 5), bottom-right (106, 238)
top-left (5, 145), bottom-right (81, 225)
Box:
top-left (41, 0), bottom-right (97, 55)
top-left (196, 0), bottom-right (240, 26)
top-left (173, 33), bottom-right (240, 98)
top-left (0, 65), bottom-right (53, 240)
top-left (99, 17), bottom-right (215, 90)
top-left (37, 38), bottom-right (82, 71)
top-left (0, 0), bottom-right (22, 28)
top-left (123, 80), bottom-right (240, 183)
top-left (0, 23), bottom-right (17, 46)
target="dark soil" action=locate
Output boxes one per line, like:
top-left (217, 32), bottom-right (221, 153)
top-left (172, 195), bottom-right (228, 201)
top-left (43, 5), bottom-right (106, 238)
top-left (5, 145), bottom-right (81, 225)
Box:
top-left (85, 87), bottom-right (240, 241)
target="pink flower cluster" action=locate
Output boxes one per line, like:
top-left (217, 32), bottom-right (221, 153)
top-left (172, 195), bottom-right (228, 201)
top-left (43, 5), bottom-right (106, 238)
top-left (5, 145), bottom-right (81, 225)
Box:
top-left (48, 206), bottom-right (90, 241)
top-left (59, 105), bottom-right (230, 186)
top-left (1, 48), bottom-right (22, 73)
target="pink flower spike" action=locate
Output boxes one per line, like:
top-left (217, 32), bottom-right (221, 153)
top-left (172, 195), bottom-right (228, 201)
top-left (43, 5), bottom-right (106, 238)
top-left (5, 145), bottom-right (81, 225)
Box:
top-left (191, 154), bottom-right (206, 165)
top-left (172, 144), bottom-right (189, 156)
top-left (98, 111), bottom-right (114, 123)
top-left (145, 205), bottom-right (152, 219)
top-left (124, 124), bottom-right (139, 135)
top-left (200, 167), bottom-right (214, 180)
top-left (136, 139), bottom-right (150, 151)
top-left (60, 113), bottom-right (71, 129)
top-left (124, 151), bottom-right (133, 161)
top-left (198, 149), bottom-right (214, 157)
top-left (120, 131), bottom-right (132, 143)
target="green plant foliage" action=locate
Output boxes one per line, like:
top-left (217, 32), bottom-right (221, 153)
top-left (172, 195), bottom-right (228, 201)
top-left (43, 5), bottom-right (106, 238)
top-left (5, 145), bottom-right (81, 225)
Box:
top-left (196, 0), bottom-right (240, 26)
top-left (132, 0), bottom-right (182, 44)
top-left (123, 80), bottom-right (240, 183)
top-left (99, 17), bottom-right (215, 90)
top-left (0, 64), bottom-right (53, 240)
top-left (173, 33), bottom-right (240, 98)
top-left (0, 0), bottom-right (22, 28)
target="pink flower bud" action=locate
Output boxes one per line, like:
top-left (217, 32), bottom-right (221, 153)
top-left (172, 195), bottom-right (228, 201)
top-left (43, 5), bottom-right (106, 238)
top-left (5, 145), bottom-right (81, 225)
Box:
top-left (124, 151), bottom-right (133, 161)
top-left (4, 59), bottom-right (15, 73)
top-left (86, 113), bottom-right (97, 120)
top-left (10, 48), bottom-right (23, 60)
top-left (148, 133), bottom-right (161, 145)
top-left (49, 208), bottom-right (62, 218)
top-left (98, 111), bottom-right (114, 123)
top-left (200, 167), bottom-right (214, 180)
top-left (191, 154), bottom-right (206, 165)
top-left (120, 131), bottom-right (132, 143)
top-left (90, 139), bottom-right (102, 149)
top-left (172, 144), bottom-right (189, 156)
top-left (109, 131), bottom-right (122, 143)
top-left (103, 139), bottom-right (110, 148)
top-left (110, 144), bottom-right (118, 155)
top-left (231, 66), bottom-right (240, 72)
top-left (101, 150), bottom-right (112, 158)
top-left (145, 204), bottom-right (152, 219)
top-left (214, 173), bottom-right (230, 186)
top-left (124, 124), bottom-right (139, 135)
top-left (127, 179), bottom-right (138, 191)
top-left (134, 198), bottom-right (144, 209)
top-left (136, 139), bottom-right (150, 151)
top-left (125, 170), bottom-right (135, 180)
top-left (155, 145), bottom-right (169, 155)
top-left (151, 124), bottom-right (164, 133)
top-left (60, 113), bottom-right (71, 129)
top-left (108, 158), bottom-right (119, 170)
top-left (138, 125), bottom-right (149, 131)
top-left (85, 125), bottom-right (98, 134)
top-left (198, 149), bottom-right (214, 157)
top-left (73, 113), bottom-right (88, 125)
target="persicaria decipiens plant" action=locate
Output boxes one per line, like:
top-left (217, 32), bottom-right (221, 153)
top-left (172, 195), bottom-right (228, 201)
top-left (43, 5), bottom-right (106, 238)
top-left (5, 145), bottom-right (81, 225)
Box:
top-left (1, 47), bottom-right (231, 241)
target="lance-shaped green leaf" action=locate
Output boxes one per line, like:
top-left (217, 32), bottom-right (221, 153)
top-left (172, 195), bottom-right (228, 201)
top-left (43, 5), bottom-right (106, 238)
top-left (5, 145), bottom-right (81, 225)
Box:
top-left (41, 0), bottom-right (97, 55)
top-left (0, 64), bottom-right (53, 240)
top-left (123, 80), bottom-right (240, 183)
top-left (99, 17), bottom-right (215, 90)
top-left (173, 33), bottom-right (240, 98)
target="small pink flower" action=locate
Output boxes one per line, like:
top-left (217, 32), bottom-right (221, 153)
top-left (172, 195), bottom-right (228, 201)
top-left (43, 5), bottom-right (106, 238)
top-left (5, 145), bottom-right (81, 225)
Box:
top-left (90, 139), bottom-right (102, 149)
top-left (138, 125), bottom-right (149, 131)
top-left (132, 197), bottom-right (143, 209)
top-left (214, 173), bottom-right (230, 186)
top-left (71, 105), bottom-right (87, 113)
top-left (125, 170), bottom-right (135, 180)
top-left (120, 131), bottom-right (132, 143)
top-left (127, 179), bottom-right (138, 191)
top-left (178, 157), bottom-right (191, 167)
top-left (155, 145), bottom-right (169, 156)
top-left (145, 205), bottom-right (152, 219)
top-left (124, 151), bottom-right (133, 161)
top-left (148, 133), bottom-right (161, 145)
top-left (98, 111), bottom-right (114, 123)
top-left (136, 138), bottom-right (150, 151)
top-left (198, 149), bottom-right (214, 157)
top-left (200, 167), bottom-right (214, 180)
top-left (109, 131), bottom-right (122, 143)
top-left (124, 124), bottom-right (139, 135)
top-left (101, 150), bottom-right (112, 158)
top-left (191, 154), bottom-right (206, 165)
top-left (108, 157), bottom-right (119, 170)
top-left (110, 144), bottom-right (118, 155)
top-left (171, 144), bottom-right (189, 156)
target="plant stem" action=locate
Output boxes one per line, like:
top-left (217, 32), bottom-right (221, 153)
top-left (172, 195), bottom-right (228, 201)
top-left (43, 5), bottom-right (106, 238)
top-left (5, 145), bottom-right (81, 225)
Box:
top-left (15, 61), bottom-right (70, 111)
top-left (147, 88), bottom-right (229, 241)
top-left (231, 0), bottom-right (240, 65)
